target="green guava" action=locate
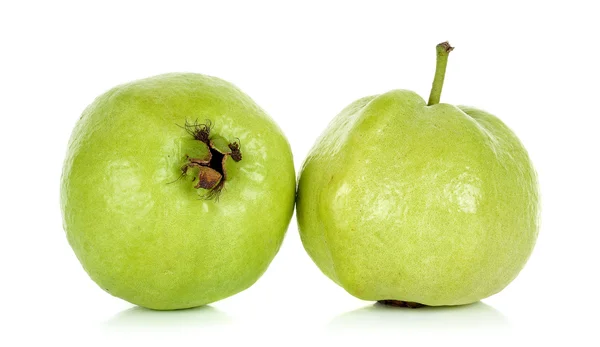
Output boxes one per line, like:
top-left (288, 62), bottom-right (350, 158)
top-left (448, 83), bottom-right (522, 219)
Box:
top-left (296, 42), bottom-right (540, 307)
top-left (60, 73), bottom-right (296, 310)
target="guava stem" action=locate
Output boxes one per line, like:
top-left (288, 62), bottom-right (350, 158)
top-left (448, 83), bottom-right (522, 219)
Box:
top-left (427, 41), bottom-right (454, 106)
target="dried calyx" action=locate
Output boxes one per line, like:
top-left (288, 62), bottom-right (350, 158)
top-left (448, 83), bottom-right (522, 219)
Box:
top-left (377, 300), bottom-right (425, 309)
top-left (179, 120), bottom-right (242, 199)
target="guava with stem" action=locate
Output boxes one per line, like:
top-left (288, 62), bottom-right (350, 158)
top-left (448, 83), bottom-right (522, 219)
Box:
top-left (296, 42), bottom-right (540, 307)
top-left (61, 73), bottom-right (296, 310)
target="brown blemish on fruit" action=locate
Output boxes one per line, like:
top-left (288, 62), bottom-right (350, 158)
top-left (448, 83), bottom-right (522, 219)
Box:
top-left (378, 300), bottom-right (426, 309)
top-left (177, 120), bottom-right (243, 199)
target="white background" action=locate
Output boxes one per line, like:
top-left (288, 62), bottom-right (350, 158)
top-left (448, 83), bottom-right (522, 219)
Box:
top-left (1, 1), bottom-right (599, 345)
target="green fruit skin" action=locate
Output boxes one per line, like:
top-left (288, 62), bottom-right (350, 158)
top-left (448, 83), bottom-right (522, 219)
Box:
top-left (297, 90), bottom-right (539, 306)
top-left (61, 73), bottom-right (295, 310)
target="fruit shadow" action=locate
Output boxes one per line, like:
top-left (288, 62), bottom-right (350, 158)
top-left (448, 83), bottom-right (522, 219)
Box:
top-left (327, 301), bottom-right (510, 335)
top-left (103, 305), bottom-right (232, 331)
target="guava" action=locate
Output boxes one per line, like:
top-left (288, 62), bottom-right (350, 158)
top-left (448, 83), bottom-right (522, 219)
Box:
top-left (60, 73), bottom-right (296, 310)
top-left (296, 42), bottom-right (540, 307)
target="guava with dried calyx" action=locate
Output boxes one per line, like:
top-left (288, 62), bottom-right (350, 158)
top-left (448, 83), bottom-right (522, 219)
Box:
top-left (297, 42), bottom-right (540, 307)
top-left (61, 73), bottom-right (295, 310)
